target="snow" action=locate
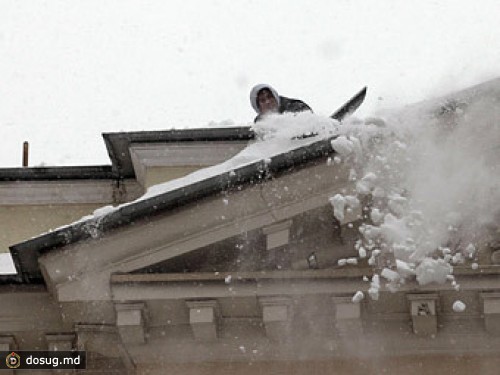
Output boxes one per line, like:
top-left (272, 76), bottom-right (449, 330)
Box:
top-left (346, 258), bottom-right (358, 265)
top-left (381, 268), bottom-right (400, 282)
top-left (329, 194), bottom-right (346, 222)
top-left (352, 291), bottom-right (364, 303)
top-left (453, 300), bottom-right (466, 312)
top-left (0, 253), bottom-right (16, 275)
top-left (330, 136), bottom-right (354, 156)
top-left (368, 275), bottom-right (380, 301)
top-left (415, 258), bottom-right (452, 286)
top-left (370, 208), bottom-right (384, 224)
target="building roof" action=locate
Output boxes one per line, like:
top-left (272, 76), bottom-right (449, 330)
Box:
top-left (7, 133), bottom-right (338, 284)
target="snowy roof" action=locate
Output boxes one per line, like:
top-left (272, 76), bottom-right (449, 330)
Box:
top-left (8, 113), bottom-right (342, 283)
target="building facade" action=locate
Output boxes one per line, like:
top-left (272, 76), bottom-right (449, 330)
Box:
top-left (0, 79), bottom-right (499, 374)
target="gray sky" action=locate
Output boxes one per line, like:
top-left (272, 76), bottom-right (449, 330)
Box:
top-left (1, 0), bottom-right (499, 167)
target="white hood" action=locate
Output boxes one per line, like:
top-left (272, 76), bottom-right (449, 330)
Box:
top-left (249, 84), bottom-right (280, 113)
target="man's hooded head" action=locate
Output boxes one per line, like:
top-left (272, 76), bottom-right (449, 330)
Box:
top-left (250, 84), bottom-right (280, 114)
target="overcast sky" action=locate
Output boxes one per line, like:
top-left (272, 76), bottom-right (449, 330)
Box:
top-left (1, 0), bottom-right (499, 167)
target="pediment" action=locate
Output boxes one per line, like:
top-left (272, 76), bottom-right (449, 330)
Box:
top-left (129, 205), bottom-right (361, 275)
top-left (36, 155), bottom-right (362, 302)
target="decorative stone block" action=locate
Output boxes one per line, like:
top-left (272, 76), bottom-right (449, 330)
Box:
top-left (46, 333), bottom-right (75, 351)
top-left (115, 302), bottom-right (147, 344)
top-left (0, 335), bottom-right (16, 351)
top-left (332, 296), bottom-right (363, 335)
top-left (259, 296), bottom-right (292, 341)
top-left (186, 300), bottom-right (220, 340)
top-left (407, 294), bottom-right (438, 336)
top-left (262, 220), bottom-right (292, 250)
top-left (0, 337), bottom-right (17, 374)
top-left (481, 292), bottom-right (500, 334)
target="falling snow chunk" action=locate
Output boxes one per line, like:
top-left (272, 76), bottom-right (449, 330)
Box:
top-left (361, 172), bottom-right (377, 184)
top-left (368, 275), bottom-right (380, 300)
top-left (415, 258), bottom-right (452, 285)
top-left (370, 208), bottom-right (384, 224)
top-left (329, 194), bottom-right (346, 222)
top-left (338, 259), bottom-right (347, 266)
top-left (453, 300), bottom-right (466, 312)
top-left (464, 244), bottom-right (476, 259)
top-left (225, 275), bottom-right (232, 284)
top-left (358, 247), bottom-right (367, 258)
top-left (396, 260), bottom-right (416, 277)
top-left (331, 136), bottom-right (354, 156)
top-left (345, 195), bottom-right (360, 209)
top-left (381, 268), bottom-right (400, 282)
top-left (346, 257), bottom-right (358, 265)
top-left (352, 291), bottom-right (364, 303)
top-left (356, 180), bottom-right (371, 195)
top-left (471, 263), bottom-right (479, 270)
top-left (222, 198), bottom-right (229, 205)
top-left (452, 253), bottom-right (465, 264)
top-left (372, 187), bottom-right (386, 198)
top-left (333, 156), bottom-right (342, 164)
top-left (380, 214), bottom-right (409, 243)
top-left (239, 346), bottom-right (246, 353)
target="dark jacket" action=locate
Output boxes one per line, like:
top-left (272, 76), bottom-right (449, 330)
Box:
top-left (254, 96), bottom-right (312, 123)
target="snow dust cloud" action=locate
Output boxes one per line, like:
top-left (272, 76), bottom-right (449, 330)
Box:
top-left (333, 84), bottom-right (500, 294)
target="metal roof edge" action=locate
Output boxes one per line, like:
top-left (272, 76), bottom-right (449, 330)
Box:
top-left (0, 165), bottom-right (115, 181)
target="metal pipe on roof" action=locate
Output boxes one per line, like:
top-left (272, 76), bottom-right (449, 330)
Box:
top-left (22, 141), bottom-right (29, 167)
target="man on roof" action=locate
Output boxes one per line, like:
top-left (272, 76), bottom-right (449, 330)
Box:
top-left (250, 84), bottom-right (312, 123)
